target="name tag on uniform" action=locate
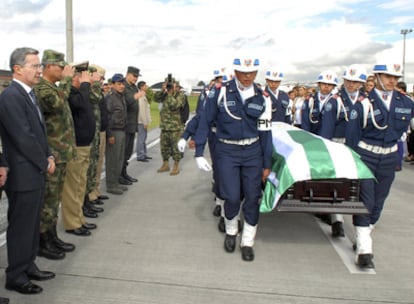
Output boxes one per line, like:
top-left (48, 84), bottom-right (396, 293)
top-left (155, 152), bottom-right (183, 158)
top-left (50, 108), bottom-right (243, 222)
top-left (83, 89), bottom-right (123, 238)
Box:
top-left (395, 107), bottom-right (411, 114)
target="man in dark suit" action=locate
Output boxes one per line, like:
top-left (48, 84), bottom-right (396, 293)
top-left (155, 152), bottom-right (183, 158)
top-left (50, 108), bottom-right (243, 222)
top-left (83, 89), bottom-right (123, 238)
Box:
top-left (0, 47), bottom-right (56, 295)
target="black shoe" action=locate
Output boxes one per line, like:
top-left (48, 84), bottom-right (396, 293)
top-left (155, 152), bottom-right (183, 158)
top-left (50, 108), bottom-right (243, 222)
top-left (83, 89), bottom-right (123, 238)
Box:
top-left (224, 234), bottom-right (236, 253)
top-left (66, 227), bottom-right (91, 236)
top-left (82, 222), bottom-right (97, 230)
top-left (52, 236), bottom-right (75, 252)
top-left (88, 205), bottom-right (104, 213)
top-left (0, 297), bottom-right (9, 304)
top-left (90, 199), bottom-right (104, 205)
top-left (5, 281), bottom-right (43, 294)
top-left (124, 174), bottom-right (138, 182)
top-left (83, 207), bottom-right (98, 218)
top-left (98, 195), bottom-right (109, 200)
top-left (145, 156), bottom-right (152, 159)
top-left (212, 205), bottom-right (221, 217)
top-left (27, 270), bottom-right (55, 281)
top-left (241, 246), bottom-right (255, 261)
top-left (119, 176), bottom-right (132, 185)
top-left (218, 217), bottom-right (225, 233)
top-left (137, 158), bottom-right (149, 162)
top-left (356, 254), bottom-right (375, 269)
top-left (331, 221), bottom-right (345, 238)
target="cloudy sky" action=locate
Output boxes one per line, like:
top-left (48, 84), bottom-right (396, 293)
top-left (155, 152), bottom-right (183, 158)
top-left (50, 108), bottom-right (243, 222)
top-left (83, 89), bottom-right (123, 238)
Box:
top-left (1, 0), bottom-right (413, 90)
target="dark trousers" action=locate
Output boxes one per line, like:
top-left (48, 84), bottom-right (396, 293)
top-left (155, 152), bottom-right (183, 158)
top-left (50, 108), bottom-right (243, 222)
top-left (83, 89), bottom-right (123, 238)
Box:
top-left (5, 188), bottom-right (44, 284)
top-left (216, 141), bottom-right (263, 226)
top-left (124, 132), bottom-right (136, 168)
top-left (353, 148), bottom-right (397, 227)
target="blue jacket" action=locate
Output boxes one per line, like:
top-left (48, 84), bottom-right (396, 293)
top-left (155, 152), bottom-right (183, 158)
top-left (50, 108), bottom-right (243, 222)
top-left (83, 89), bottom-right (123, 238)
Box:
top-left (265, 87), bottom-right (291, 123)
top-left (346, 89), bottom-right (414, 149)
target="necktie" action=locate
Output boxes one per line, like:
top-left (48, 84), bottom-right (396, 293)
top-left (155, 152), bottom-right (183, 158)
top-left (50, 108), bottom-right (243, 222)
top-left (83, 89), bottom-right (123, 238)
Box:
top-left (29, 90), bottom-right (43, 121)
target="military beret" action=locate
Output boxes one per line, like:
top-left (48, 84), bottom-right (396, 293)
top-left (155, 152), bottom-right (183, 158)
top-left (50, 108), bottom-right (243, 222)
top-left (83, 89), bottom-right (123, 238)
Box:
top-left (42, 49), bottom-right (67, 67)
top-left (127, 66), bottom-right (141, 77)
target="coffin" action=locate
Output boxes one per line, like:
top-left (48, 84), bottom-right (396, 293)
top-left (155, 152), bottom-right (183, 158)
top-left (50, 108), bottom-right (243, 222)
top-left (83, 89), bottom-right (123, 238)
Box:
top-left (260, 123), bottom-right (374, 215)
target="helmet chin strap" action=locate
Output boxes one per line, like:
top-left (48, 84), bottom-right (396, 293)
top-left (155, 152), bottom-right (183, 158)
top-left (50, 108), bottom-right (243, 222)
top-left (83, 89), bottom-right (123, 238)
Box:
top-left (375, 74), bottom-right (393, 94)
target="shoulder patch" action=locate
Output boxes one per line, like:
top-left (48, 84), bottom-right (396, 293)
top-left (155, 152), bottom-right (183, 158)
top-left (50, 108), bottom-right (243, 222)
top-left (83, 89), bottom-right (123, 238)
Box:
top-left (208, 88), bottom-right (216, 98)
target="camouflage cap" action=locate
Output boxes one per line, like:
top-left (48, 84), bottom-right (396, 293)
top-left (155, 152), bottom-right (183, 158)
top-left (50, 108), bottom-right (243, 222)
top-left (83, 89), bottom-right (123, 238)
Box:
top-left (41, 49), bottom-right (67, 67)
top-left (89, 64), bottom-right (106, 77)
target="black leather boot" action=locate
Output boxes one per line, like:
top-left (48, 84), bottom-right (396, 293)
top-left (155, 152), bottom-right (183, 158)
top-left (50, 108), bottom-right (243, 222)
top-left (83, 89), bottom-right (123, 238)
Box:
top-left (51, 225), bottom-right (75, 252)
top-left (38, 232), bottom-right (65, 260)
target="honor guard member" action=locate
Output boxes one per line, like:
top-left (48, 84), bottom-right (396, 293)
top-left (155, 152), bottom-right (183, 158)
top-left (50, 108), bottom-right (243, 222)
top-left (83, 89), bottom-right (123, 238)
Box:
top-left (264, 68), bottom-right (292, 124)
top-left (346, 62), bottom-right (414, 269)
top-left (302, 70), bottom-right (339, 134)
top-left (193, 55), bottom-right (272, 261)
top-left (319, 64), bottom-right (368, 238)
top-left (178, 68), bottom-right (227, 227)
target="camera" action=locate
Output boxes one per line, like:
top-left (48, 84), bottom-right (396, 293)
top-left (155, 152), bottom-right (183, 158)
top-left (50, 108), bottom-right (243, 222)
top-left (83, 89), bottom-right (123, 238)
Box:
top-left (166, 73), bottom-right (174, 91)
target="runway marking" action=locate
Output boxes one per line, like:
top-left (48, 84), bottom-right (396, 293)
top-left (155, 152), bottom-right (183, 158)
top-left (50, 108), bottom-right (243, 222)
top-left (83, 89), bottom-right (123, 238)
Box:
top-left (315, 218), bottom-right (376, 275)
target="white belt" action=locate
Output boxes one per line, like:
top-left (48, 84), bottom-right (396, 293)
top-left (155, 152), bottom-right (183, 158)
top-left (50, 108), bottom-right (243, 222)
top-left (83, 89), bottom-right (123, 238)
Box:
top-left (332, 137), bottom-right (345, 144)
top-left (357, 141), bottom-right (398, 155)
top-left (219, 137), bottom-right (259, 146)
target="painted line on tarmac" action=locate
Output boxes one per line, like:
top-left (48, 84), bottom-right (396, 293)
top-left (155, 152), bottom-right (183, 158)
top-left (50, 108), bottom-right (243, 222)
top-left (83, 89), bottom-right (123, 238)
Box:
top-left (315, 218), bottom-right (376, 275)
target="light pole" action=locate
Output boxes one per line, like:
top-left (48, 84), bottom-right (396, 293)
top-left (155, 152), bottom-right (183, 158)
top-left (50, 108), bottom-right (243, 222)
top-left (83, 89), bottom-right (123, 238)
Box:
top-left (401, 29), bottom-right (412, 82)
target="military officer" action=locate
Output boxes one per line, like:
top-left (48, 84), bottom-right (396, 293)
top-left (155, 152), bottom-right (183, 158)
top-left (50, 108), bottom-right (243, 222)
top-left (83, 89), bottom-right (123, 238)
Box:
top-left (193, 55), bottom-right (272, 261)
top-left (121, 66), bottom-right (142, 184)
top-left (346, 62), bottom-right (414, 269)
top-left (35, 49), bottom-right (76, 259)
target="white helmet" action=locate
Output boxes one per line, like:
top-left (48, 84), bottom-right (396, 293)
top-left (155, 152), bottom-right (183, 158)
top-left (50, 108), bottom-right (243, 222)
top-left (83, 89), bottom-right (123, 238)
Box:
top-left (265, 69), bottom-right (284, 81)
top-left (233, 56), bottom-right (260, 72)
top-left (212, 68), bottom-right (226, 79)
top-left (343, 64), bottom-right (367, 83)
top-left (317, 70), bottom-right (339, 86)
top-left (372, 63), bottom-right (403, 77)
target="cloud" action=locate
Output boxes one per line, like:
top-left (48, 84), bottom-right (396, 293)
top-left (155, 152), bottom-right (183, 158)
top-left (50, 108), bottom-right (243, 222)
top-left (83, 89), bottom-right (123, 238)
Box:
top-left (0, 0), bottom-right (413, 89)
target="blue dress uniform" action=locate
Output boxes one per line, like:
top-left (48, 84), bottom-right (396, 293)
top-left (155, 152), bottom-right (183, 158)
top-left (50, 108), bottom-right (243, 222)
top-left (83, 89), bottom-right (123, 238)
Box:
top-left (319, 88), bottom-right (360, 141)
top-left (346, 87), bottom-right (414, 268)
top-left (265, 87), bottom-right (291, 124)
top-left (301, 93), bottom-right (325, 134)
top-left (194, 77), bottom-right (272, 260)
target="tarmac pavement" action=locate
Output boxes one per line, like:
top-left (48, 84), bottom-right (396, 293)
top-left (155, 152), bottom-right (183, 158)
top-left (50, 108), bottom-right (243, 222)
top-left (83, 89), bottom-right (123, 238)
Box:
top-left (0, 128), bottom-right (413, 304)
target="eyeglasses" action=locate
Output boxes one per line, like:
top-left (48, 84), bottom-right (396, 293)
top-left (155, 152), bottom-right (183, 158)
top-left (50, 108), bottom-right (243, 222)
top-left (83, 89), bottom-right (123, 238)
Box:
top-left (23, 64), bottom-right (43, 70)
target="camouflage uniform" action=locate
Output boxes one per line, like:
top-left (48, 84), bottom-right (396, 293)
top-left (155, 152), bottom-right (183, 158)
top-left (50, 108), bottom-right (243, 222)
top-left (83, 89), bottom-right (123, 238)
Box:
top-left (86, 80), bottom-right (103, 199)
top-left (35, 51), bottom-right (76, 234)
top-left (157, 91), bottom-right (185, 164)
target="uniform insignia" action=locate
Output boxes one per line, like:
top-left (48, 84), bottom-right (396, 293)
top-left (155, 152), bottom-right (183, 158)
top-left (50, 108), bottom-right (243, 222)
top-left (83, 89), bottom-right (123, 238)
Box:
top-left (350, 109), bottom-right (358, 120)
top-left (324, 102), bottom-right (332, 112)
top-left (208, 88), bottom-right (216, 98)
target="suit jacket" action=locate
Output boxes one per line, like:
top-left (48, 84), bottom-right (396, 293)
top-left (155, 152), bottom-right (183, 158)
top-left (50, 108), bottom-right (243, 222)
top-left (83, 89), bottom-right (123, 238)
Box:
top-left (0, 80), bottom-right (50, 192)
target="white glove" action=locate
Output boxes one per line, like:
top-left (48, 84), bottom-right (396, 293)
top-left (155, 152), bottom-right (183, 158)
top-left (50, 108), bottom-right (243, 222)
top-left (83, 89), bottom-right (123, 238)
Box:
top-left (177, 138), bottom-right (187, 152)
top-left (195, 157), bottom-right (212, 172)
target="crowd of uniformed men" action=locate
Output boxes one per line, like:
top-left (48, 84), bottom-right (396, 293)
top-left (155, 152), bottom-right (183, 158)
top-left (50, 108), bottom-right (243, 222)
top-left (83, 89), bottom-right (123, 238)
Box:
top-left (0, 46), bottom-right (413, 301)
